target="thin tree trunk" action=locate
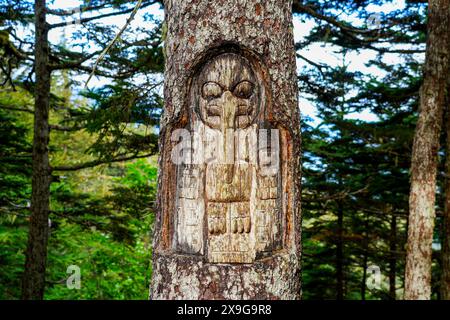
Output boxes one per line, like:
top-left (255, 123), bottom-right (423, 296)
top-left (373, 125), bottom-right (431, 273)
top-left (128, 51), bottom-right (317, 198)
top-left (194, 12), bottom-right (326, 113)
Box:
top-left (360, 217), bottom-right (370, 300)
top-left (404, 0), bottom-right (450, 300)
top-left (389, 214), bottom-right (397, 300)
top-left (151, 0), bottom-right (301, 299)
top-left (336, 201), bottom-right (344, 300)
top-left (21, 0), bottom-right (51, 300)
top-left (361, 255), bottom-right (367, 300)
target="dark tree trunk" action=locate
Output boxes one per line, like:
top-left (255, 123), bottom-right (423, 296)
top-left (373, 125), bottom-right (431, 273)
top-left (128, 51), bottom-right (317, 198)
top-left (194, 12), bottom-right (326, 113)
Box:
top-left (360, 218), bottom-right (369, 301)
top-left (21, 0), bottom-right (51, 300)
top-left (151, 0), bottom-right (301, 299)
top-left (389, 215), bottom-right (397, 300)
top-left (405, 0), bottom-right (450, 300)
top-left (361, 248), bottom-right (368, 300)
top-left (336, 201), bottom-right (344, 300)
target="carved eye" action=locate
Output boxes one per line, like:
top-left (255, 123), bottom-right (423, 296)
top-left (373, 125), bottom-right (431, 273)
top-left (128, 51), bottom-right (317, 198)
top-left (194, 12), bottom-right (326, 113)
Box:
top-left (233, 81), bottom-right (254, 99)
top-left (202, 82), bottom-right (223, 99)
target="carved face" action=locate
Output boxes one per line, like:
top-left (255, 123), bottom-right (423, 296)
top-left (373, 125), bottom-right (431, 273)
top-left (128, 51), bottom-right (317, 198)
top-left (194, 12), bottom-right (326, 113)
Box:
top-left (195, 53), bottom-right (260, 130)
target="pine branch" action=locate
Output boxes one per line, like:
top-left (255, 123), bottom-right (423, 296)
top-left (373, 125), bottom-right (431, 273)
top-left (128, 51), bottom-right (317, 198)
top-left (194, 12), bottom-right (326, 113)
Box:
top-left (293, 2), bottom-right (376, 35)
top-left (49, 49), bottom-right (104, 71)
top-left (51, 152), bottom-right (154, 172)
top-left (46, 1), bottom-right (103, 17)
top-left (48, 1), bottom-right (155, 30)
top-left (49, 124), bottom-right (84, 132)
top-left (297, 53), bottom-right (329, 76)
top-left (0, 104), bottom-right (34, 114)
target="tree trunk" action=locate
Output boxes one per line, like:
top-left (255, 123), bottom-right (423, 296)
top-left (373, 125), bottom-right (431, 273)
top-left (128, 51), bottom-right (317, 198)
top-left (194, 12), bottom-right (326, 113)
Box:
top-left (21, 0), bottom-right (51, 300)
top-left (360, 218), bottom-right (369, 301)
top-left (389, 215), bottom-right (397, 300)
top-left (404, 0), bottom-right (450, 300)
top-left (336, 201), bottom-right (344, 300)
top-left (361, 247), bottom-right (368, 300)
top-left (150, 0), bottom-right (301, 299)
top-left (441, 80), bottom-right (450, 300)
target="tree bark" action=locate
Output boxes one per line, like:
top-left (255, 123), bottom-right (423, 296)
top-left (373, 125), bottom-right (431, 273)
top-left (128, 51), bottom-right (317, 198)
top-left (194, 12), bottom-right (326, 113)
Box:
top-left (336, 201), bottom-right (344, 300)
top-left (151, 0), bottom-right (301, 299)
top-left (360, 247), bottom-right (368, 300)
top-left (21, 0), bottom-right (51, 300)
top-left (404, 0), bottom-right (450, 300)
top-left (360, 218), bottom-right (369, 301)
top-left (441, 79), bottom-right (450, 300)
top-left (389, 215), bottom-right (397, 300)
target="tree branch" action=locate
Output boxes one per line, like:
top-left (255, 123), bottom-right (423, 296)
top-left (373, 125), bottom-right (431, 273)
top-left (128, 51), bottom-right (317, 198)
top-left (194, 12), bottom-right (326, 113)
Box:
top-left (366, 44), bottom-right (425, 54)
top-left (297, 53), bottom-right (329, 76)
top-left (48, 1), bottom-right (157, 30)
top-left (0, 104), bottom-right (34, 114)
top-left (46, 2), bottom-right (106, 17)
top-left (293, 2), bottom-right (376, 35)
top-left (48, 49), bottom-right (104, 71)
top-left (51, 153), bottom-right (154, 172)
top-left (49, 124), bottom-right (84, 132)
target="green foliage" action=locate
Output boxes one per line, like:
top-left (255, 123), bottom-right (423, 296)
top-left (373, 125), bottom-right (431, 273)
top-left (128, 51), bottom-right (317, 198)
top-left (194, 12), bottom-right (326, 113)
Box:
top-left (0, 223), bottom-right (28, 299)
top-left (44, 220), bottom-right (152, 300)
top-left (0, 125), bottom-right (158, 300)
top-left (43, 159), bottom-right (157, 300)
top-left (0, 94), bottom-right (31, 299)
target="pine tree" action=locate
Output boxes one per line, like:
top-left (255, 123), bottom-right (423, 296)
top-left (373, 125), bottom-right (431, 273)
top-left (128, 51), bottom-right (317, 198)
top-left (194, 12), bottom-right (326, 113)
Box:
top-left (1, 0), bottom-right (164, 299)
top-left (405, 0), bottom-right (450, 300)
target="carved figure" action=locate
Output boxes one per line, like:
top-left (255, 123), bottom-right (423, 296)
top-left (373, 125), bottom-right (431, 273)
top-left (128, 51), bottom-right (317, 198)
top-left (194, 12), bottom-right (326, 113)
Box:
top-left (175, 53), bottom-right (282, 263)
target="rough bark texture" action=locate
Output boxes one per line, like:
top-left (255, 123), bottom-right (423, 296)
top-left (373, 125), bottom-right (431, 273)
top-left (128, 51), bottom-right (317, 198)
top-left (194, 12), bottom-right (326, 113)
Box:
top-left (404, 0), bottom-right (450, 300)
top-left (21, 0), bottom-right (51, 300)
top-left (360, 218), bottom-right (369, 301)
top-left (389, 215), bottom-right (397, 300)
top-left (151, 0), bottom-right (301, 299)
top-left (336, 201), bottom-right (344, 300)
top-left (441, 79), bottom-right (450, 300)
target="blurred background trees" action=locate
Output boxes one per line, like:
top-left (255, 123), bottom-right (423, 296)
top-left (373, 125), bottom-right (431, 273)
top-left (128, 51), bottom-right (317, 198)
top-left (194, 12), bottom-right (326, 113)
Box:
top-left (0, 0), bottom-right (163, 299)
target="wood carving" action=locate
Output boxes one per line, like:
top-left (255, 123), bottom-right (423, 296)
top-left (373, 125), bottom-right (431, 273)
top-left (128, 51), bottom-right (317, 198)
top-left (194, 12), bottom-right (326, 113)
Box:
top-left (151, 0), bottom-right (301, 299)
top-left (174, 53), bottom-right (283, 263)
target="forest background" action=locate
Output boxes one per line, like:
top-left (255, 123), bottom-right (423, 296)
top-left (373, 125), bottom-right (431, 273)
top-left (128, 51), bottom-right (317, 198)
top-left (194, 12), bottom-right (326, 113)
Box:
top-left (0, 0), bottom-right (438, 299)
